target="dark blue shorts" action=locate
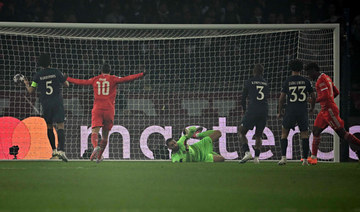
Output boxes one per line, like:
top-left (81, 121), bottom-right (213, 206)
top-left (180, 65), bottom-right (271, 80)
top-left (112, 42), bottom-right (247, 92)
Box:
top-left (41, 99), bottom-right (65, 124)
top-left (241, 110), bottom-right (268, 134)
top-left (282, 109), bottom-right (308, 131)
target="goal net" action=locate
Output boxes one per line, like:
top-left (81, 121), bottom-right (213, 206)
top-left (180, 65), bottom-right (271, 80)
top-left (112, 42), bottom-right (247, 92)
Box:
top-left (0, 23), bottom-right (340, 161)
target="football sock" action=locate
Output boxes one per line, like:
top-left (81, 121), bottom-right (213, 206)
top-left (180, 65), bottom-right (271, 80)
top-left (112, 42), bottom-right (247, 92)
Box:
top-left (196, 130), bottom-right (214, 138)
top-left (47, 129), bottom-right (56, 150)
top-left (242, 144), bottom-right (250, 153)
top-left (99, 139), bottom-right (108, 150)
top-left (312, 136), bottom-right (320, 157)
top-left (280, 138), bottom-right (288, 156)
top-left (57, 129), bottom-right (65, 151)
top-left (98, 139), bottom-right (108, 159)
top-left (91, 133), bottom-right (99, 148)
top-left (301, 138), bottom-right (310, 159)
top-left (254, 149), bottom-right (260, 157)
top-left (344, 132), bottom-right (360, 147)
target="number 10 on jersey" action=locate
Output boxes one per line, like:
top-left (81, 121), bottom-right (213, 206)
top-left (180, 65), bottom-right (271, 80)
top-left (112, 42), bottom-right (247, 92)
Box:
top-left (96, 80), bottom-right (110, 95)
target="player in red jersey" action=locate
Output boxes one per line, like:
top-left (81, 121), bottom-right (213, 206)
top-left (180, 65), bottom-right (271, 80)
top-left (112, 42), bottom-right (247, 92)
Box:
top-left (67, 64), bottom-right (145, 163)
top-left (305, 62), bottom-right (360, 164)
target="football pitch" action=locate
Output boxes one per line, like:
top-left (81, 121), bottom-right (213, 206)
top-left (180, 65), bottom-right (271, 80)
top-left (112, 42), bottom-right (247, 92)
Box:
top-left (0, 161), bottom-right (359, 212)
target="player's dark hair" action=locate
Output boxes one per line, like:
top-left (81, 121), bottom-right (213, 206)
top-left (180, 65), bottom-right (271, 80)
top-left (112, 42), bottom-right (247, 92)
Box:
top-left (165, 138), bottom-right (173, 147)
top-left (253, 64), bottom-right (264, 76)
top-left (101, 63), bottom-right (111, 74)
top-left (289, 59), bottom-right (303, 72)
top-left (304, 62), bottom-right (320, 74)
top-left (37, 54), bottom-right (51, 68)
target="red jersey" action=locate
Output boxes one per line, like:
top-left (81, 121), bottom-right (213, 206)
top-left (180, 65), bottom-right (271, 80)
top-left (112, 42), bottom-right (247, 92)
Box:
top-left (315, 73), bottom-right (339, 111)
top-left (67, 73), bottom-right (144, 111)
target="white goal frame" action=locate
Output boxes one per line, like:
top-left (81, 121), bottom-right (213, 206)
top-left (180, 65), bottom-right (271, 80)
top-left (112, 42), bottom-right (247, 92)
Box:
top-left (0, 22), bottom-right (340, 162)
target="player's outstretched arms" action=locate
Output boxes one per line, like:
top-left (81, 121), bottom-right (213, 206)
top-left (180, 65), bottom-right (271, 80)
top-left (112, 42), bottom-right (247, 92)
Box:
top-left (115, 72), bottom-right (145, 84)
top-left (67, 76), bottom-right (93, 85)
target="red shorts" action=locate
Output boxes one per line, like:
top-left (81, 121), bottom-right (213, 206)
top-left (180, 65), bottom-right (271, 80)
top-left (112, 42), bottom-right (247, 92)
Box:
top-left (314, 106), bottom-right (344, 130)
top-left (91, 108), bottom-right (115, 131)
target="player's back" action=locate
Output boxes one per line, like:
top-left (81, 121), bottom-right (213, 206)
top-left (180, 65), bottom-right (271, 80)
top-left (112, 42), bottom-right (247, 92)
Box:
top-left (33, 68), bottom-right (65, 102)
top-left (90, 74), bottom-right (119, 110)
top-left (316, 73), bottom-right (338, 110)
top-left (245, 76), bottom-right (269, 112)
top-left (281, 75), bottom-right (313, 111)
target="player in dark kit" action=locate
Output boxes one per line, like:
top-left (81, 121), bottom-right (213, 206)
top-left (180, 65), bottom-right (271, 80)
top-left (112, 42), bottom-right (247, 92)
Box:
top-left (23, 54), bottom-right (69, 162)
top-left (278, 59), bottom-right (316, 165)
top-left (239, 64), bottom-right (269, 164)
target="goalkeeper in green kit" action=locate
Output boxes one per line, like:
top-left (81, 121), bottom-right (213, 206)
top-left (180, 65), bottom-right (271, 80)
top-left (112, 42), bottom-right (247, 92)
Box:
top-left (166, 127), bottom-right (225, 162)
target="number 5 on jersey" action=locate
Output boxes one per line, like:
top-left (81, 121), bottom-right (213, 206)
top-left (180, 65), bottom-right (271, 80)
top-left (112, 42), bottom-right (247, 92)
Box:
top-left (46, 80), bottom-right (53, 95)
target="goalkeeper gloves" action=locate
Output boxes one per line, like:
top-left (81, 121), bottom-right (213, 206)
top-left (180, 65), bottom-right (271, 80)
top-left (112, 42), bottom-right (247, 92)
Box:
top-left (183, 126), bottom-right (197, 139)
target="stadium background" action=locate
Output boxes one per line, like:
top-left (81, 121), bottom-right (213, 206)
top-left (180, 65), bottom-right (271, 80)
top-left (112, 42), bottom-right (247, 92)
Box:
top-left (0, 0), bottom-right (359, 161)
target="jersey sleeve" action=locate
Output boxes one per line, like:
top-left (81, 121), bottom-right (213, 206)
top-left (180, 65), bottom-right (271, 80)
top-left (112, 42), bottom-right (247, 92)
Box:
top-left (316, 77), bottom-right (331, 103)
top-left (114, 73), bottom-right (144, 84)
top-left (56, 70), bottom-right (66, 83)
top-left (177, 136), bottom-right (187, 149)
top-left (306, 79), bottom-right (314, 93)
top-left (67, 77), bottom-right (94, 85)
top-left (31, 72), bottom-right (40, 88)
top-left (171, 153), bottom-right (182, 163)
top-left (241, 80), bottom-right (250, 111)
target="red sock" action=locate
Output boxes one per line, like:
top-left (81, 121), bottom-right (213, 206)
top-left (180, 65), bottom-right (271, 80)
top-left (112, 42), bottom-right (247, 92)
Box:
top-left (345, 132), bottom-right (360, 147)
top-left (98, 139), bottom-right (108, 159)
top-left (91, 133), bottom-right (98, 148)
top-left (312, 136), bottom-right (321, 157)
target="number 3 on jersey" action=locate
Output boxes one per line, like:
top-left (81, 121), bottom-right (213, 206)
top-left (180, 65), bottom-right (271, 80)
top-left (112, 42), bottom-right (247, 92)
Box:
top-left (96, 80), bottom-right (110, 95)
top-left (256, 85), bottom-right (264, 100)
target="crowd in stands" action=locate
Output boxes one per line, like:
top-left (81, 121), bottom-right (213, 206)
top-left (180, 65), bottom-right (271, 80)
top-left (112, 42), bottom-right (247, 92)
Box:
top-left (0, 0), bottom-right (355, 24)
top-left (1, 0), bottom-right (360, 115)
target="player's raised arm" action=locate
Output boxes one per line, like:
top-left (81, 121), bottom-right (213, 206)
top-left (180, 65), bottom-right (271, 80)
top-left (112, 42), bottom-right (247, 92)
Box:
top-left (67, 76), bottom-right (94, 85)
top-left (23, 78), bottom-right (36, 94)
top-left (114, 72), bottom-right (145, 84)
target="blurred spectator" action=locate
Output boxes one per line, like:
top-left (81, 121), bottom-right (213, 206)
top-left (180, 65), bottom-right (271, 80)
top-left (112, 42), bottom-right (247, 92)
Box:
top-left (286, 2), bottom-right (301, 24)
top-left (248, 6), bottom-right (263, 24)
top-left (221, 1), bottom-right (242, 24)
top-left (323, 3), bottom-right (342, 23)
top-left (156, 1), bottom-right (170, 23)
top-left (311, 0), bottom-right (327, 22)
top-left (104, 1), bottom-right (126, 23)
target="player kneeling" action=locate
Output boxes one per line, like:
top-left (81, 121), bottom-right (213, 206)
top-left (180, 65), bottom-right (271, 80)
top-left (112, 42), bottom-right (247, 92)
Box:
top-left (166, 127), bottom-right (225, 163)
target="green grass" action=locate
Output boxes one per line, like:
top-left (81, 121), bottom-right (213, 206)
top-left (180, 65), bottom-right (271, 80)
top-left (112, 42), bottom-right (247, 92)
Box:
top-left (0, 161), bottom-right (360, 212)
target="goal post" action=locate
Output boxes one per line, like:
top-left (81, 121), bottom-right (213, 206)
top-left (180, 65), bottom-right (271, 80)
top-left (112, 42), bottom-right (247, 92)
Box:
top-left (0, 22), bottom-right (340, 161)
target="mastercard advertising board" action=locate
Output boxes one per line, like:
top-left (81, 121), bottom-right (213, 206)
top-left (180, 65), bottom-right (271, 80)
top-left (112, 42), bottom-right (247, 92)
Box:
top-left (0, 116), bottom-right (57, 159)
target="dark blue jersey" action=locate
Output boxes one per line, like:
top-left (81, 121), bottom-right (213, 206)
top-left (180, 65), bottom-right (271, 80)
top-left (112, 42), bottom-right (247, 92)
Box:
top-left (241, 76), bottom-right (269, 113)
top-left (281, 75), bottom-right (313, 110)
top-left (31, 68), bottom-right (66, 103)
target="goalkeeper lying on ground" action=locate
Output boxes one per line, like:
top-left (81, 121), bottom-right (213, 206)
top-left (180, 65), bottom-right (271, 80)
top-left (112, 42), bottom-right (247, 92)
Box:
top-left (166, 127), bottom-right (225, 162)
